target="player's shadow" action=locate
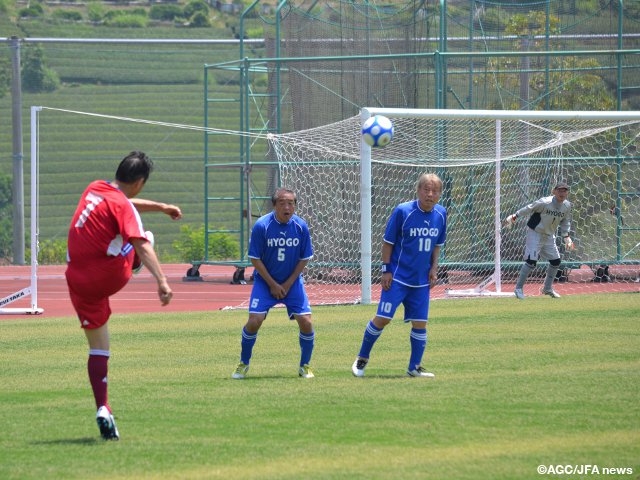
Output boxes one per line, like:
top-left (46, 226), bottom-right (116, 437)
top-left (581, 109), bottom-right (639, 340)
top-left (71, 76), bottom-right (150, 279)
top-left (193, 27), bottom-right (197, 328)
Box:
top-left (225, 375), bottom-right (304, 381)
top-left (226, 373), bottom-right (420, 380)
top-left (358, 373), bottom-right (424, 380)
top-left (32, 437), bottom-right (99, 446)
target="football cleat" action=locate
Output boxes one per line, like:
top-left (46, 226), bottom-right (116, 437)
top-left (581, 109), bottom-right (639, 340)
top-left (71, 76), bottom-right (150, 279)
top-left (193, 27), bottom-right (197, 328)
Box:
top-left (232, 362), bottom-right (249, 379)
top-left (298, 364), bottom-right (315, 378)
top-left (407, 366), bottom-right (435, 378)
top-left (351, 357), bottom-right (368, 377)
top-left (96, 405), bottom-right (120, 441)
top-left (514, 288), bottom-right (525, 300)
top-left (541, 288), bottom-right (561, 298)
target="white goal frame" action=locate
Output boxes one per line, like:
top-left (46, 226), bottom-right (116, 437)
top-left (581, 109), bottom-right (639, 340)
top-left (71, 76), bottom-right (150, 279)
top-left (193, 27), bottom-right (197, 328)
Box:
top-left (359, 107), bottom-right (640, 302)
top-left (1, 107), bottom-right (44, 315)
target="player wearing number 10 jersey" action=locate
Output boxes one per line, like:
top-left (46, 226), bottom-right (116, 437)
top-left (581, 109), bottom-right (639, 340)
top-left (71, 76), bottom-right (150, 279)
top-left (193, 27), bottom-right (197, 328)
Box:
top-left (351, 173), bottom-right (447, 378)
top-left (231, 188), bottom-right (316, 379)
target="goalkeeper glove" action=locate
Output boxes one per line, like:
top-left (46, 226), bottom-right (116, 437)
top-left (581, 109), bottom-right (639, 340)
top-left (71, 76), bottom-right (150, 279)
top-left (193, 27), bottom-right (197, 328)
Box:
top-left (563, 236), bottom-right (575, 250)
top-left (504, 214), bottom-right (517, 229)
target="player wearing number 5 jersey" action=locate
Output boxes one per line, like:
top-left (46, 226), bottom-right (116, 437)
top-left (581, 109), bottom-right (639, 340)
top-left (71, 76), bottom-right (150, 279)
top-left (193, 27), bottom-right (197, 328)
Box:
top-left (352, 173), bottom-right (447, 378)
top-left (231, 188), bottom-right (316, 379)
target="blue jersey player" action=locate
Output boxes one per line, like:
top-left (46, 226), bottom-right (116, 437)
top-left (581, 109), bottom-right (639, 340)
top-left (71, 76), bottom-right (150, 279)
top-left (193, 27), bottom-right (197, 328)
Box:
top-left (232, 188), bottom-right (316, 379)
top-left (352, 173), bottom-right (447, 378)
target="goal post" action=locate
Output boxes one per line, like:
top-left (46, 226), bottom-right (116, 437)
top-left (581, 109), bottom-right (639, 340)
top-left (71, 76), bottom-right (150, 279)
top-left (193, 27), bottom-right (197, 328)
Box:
top-left (270, 108), bottom-right (640, 305)
top-left (2, 105), bottom-right (207, 314)
top-left (1, 106), bottom-right (44, 315)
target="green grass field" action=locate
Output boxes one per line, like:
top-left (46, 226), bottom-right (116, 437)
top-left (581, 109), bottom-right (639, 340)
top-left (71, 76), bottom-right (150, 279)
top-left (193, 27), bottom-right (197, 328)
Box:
top-left (1, 293), bottom-right (638, 479)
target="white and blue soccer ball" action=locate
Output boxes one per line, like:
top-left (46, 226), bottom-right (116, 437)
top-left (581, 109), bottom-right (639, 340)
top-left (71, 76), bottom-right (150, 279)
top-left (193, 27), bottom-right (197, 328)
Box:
top-left (362, 115), bottom-right (394, 148)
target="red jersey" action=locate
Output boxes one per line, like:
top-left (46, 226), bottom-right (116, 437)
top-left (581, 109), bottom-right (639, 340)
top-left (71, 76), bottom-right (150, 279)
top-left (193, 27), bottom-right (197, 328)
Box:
top-left (66, 180), bottom-right (147, 299)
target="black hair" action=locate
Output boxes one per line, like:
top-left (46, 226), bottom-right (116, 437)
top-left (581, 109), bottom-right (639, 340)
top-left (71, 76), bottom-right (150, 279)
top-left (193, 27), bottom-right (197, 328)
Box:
top-left (115, 151), bottom-right (154, 184)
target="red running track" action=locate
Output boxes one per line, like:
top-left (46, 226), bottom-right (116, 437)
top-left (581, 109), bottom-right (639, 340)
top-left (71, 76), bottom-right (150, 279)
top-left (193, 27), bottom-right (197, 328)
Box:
top-left (0, 264), bottom-right (253, 318)
top-left (2, 263), bottom-right (638, 319)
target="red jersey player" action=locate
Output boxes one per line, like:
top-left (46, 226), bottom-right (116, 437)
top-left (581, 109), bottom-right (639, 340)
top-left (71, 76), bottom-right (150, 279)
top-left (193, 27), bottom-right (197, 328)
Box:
top-left (65, 151), bottom-right (182, 440)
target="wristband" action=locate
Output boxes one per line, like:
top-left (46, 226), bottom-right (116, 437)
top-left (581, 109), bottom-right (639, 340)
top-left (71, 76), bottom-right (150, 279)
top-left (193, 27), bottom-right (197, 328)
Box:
top-left (381, 263), bottom-right (390, 273)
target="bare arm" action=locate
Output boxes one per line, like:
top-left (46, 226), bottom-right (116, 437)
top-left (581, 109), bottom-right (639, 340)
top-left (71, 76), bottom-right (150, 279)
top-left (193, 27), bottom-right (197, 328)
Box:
top-left (380, 241), bottom-right (393, 291)
top-left (250, 257), bottom-right (309, 300)
top-left (282, 259), bottom-right (309, 293)
top-left (131, 237), bottom-right (172, 305)
top-left (130, 198), bottom-right (182, 220)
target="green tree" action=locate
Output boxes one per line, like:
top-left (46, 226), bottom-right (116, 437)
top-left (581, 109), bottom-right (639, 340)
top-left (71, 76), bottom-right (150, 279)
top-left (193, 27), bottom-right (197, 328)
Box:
top-left (172, 224), bottom-right (239, 263)
top-left (0, 0), bottom-right (15, 18)
top-left (0, 171), bottom-right (12, 259)
top-left (21, 44), bottom-right (60, 93)
top-left (0, 54), bottom-right (10, 99)
top-left (183, 0), bottom-right (209, 20)
top-left (18, 2), bottom-right (43, 18)
top-left (189, 11), bottom-right (211, 28)
top-left (87, 1), bottom-right (106, 23)
top-left (488, 10), bottom-right (614, 110)
top-left (149, 4), bottom-right (184, 22)
top-left (531, 56), bottom-right (615, 111)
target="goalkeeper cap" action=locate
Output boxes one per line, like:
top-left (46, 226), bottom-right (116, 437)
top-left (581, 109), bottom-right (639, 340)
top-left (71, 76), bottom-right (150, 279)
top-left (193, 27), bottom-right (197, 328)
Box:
top-left (554, 180), bottom-right (570, 190)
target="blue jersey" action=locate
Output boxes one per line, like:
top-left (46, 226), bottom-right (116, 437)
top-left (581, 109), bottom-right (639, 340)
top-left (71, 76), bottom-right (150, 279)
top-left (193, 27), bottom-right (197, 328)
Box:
top-left (248, 211), bottom-right (313, 284)
top-left (383, 200), bottom-right (447, 287)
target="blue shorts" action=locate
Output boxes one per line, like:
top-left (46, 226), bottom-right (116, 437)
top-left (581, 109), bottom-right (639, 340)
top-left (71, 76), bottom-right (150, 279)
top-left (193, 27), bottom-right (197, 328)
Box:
top-left (249, 276), bottom-right (311, 319)
top-left (376, 281), bottom-right (430, 322)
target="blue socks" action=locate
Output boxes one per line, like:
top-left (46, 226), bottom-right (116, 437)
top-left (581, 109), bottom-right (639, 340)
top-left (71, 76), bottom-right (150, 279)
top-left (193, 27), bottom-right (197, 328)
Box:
top-left (241, 327), bottom-right (316, 367)
top-left (240, 327), bottom-right (257, 365)
top-left (409, 327), bottom-right (427, 371)
top-left (358, 320), bottom-right (383, 359)
top-left (299, 331), bottom-right (315, 366)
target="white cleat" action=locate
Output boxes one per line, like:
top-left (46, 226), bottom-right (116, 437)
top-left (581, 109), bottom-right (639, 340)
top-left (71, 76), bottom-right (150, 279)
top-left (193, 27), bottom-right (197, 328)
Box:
top-left (298, 364), bottom-right (315, 378)
top-left (514, 288), bottom-right (525, 300)
top-left (232, 362), bottom-right (249, 379)
top-left (96, 406), bottom-right (120, 441)
top-left (351, 357), bottom-right (368, 377)
top-left (407, 366), bottom-right (435, 378)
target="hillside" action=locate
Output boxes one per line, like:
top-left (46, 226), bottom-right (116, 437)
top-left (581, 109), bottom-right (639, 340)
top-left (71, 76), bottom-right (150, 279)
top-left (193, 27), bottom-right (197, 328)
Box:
top-left (0, 2), bottom-right (266, 263)
top-left (1, 0), bottom-right (638, 266)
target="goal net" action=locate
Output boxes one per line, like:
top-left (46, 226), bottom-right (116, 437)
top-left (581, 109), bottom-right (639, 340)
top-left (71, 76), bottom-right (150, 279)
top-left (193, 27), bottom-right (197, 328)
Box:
top-left (268, 108), bottom-right (640, 304)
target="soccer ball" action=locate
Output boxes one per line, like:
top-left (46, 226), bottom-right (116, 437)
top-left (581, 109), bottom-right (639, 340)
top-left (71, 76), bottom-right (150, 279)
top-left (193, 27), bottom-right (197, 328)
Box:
top-left (362, 115), bottom-right (394, 147)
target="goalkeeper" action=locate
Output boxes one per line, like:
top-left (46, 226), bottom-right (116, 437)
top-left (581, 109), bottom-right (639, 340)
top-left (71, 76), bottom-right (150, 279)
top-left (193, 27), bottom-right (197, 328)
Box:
top-left (504, 180), bottom-right (574, 299)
